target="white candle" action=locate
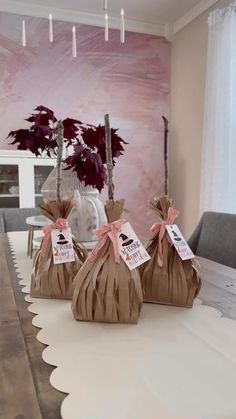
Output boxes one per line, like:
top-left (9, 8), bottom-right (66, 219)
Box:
top-left (49, 13), bottom-right (53, 43)
top-left (72, 26), bottom-right (77, 58)
top-left (22, 19), bottom-right (26, 47)
top-left (105, 13), bottom-right (108, 42)
top-left (103, 0), bottom-right (108, 10)
top-left (120, 8), bottom-right (125, 44)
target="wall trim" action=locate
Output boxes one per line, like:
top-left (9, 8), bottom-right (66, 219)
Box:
top-left (0, 0), bottom-right (166, 37)
top-left (173, 0), bottom-right (219, 34)
top-left (0, 149), bottom-right (54, 159)
top-left (0, 149), bottom-right (32, 158)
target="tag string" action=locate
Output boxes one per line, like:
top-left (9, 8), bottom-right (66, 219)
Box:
top-left (89, 219), bottom-right (126, 263)
top-left (150, 207), bottom-right (179, 267)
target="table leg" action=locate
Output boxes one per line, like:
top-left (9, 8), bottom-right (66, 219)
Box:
top-left (30, 227), bottom-right (35, 259)
top-left (27, 227), bottom-right (32, 257)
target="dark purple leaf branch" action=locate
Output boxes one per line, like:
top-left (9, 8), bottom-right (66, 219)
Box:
top-left (7, 105), bottom-right (127, 192)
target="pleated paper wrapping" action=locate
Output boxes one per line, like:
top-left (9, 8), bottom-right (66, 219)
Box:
top-left (31, 199), bottom-right (88, 300)
top-left (140, 196), bottom-right (201, 307)
top-left (72, 199), bottom-right (143, 323)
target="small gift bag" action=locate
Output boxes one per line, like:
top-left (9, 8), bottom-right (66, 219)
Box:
top-left (140, 196), bottom-right (201, 307)
top-left (31, 198), bottom-right (88, 300)
top-left (71, 199), bottom-right (143, 323)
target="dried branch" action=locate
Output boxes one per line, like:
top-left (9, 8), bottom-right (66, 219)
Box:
top-left (55, 120), bottom-right (64, 201)
top-left (104, 114), bottom-right (114, 201)
top-left (162, 116), bottom-right (169, 196)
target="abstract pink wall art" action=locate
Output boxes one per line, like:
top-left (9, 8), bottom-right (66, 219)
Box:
top-left (0, 12), bottom-right (170, 238)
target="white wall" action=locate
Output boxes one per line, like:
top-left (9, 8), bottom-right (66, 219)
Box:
top-left (170, 0), bottom-right (231, 237)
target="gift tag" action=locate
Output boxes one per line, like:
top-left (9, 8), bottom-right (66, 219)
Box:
top-left (166, 224), bottom-right (195, 261)
top-left (116, 222), bottom-right (151, 270)
top-left (51, 228), bottom-right (75, 264)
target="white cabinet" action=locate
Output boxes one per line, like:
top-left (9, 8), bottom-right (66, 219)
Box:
top-left (0, 150), bottom-right (56, 208)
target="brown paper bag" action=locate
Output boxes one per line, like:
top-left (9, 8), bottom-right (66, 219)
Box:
top-left (31, 198), bottom-right (88, 300)
top-left (72, 199), bottom-right (143, 323)
top-left (140, 196), bottom-right (201, 307)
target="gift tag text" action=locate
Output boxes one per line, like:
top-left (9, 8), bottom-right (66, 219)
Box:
top-left (51, 227), bottom-right (75, 265)
top-left (115, 222), bottom-right (150, 270)
top-left (166, 224), bottom-right (195, 261)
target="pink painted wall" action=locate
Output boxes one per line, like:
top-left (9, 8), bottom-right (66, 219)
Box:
top-left (0, 12), bottom-right (170, 238)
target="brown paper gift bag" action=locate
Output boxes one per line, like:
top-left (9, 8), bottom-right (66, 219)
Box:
top-left (72, 199), bottom-right (143, 323)
top-left (31, 198), bottom-right (88, 300)
top-left (140, 196), bottom-right (201, 307)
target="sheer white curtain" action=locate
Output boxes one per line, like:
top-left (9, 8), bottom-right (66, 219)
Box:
top-left (200, 2), bottom-right (236, 214)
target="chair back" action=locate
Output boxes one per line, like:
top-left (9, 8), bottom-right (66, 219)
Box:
top-left (189, 211), bottom-right (236, 268)
top-left (0, 208), bottom-right (40, 232)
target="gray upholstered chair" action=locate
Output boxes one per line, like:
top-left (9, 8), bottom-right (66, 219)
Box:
top-left (0, 207), bottom-right (40, 233)
top-left (188, 211), bottom-right (236, 268)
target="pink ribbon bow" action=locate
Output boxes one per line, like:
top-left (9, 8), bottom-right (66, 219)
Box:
top-left (89, 219), bottom-right (126, 263)
top-left (151, 207), bottom-right (179, 267)
top-left (41, 218), bottom-right (69, 257)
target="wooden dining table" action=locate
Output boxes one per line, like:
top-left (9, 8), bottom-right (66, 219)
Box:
top-left (0, 233), bottom-right (65, 419)
top-left (1, 232), bottom-right (236, 419)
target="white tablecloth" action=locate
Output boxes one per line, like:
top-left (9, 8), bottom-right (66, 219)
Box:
top-left (8, 231), bottom-right (236, 419)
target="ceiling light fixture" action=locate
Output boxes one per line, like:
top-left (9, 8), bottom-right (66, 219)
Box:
top-left (49, 13), bottom-right (53, 42)
top-left (120, 8), bottom-right (125, 43)
top-left (72, 25), bottom-right (77, 58)
top-left (104, 13), bottom-right (109, 41)
top-left (19, 4), bottom-right (126, 55)
top-left (22, 19), bottom-right (26, 47)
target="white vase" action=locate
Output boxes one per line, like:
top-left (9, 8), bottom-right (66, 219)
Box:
top-left (41, 166), bottom-right (81, 201)
top-left (41, 167), bottom-right (107, 242)
top-left (68, 188), bottom-right (107, 243)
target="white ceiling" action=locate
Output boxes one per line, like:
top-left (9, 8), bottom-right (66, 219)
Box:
top-left (0, 0), bottom-right (219, 36)
top-left (8, 0), bottom-right (206, 24)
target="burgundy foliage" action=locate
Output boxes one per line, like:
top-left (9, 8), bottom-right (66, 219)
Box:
top-left (7, 105), bottom-right (127, 191)
top-left (62, 118), bottom-right (82, 145)
top-left (64, 144), bottom-right (107, 192)
top-left (8, 106), bottom-right (58, 157)
top-left (81, 125), bottom-right (127, 164)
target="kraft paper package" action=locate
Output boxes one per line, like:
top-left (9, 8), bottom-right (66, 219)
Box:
top-left (31, 198), bottom-right (88, 300)
top-left (139, 196), bottom-right (201, 307)
top-left (72, 199), bottom-right (143, 323)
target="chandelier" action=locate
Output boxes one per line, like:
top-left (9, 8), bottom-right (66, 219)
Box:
top-left (21, 0), bottom-right (125, 57)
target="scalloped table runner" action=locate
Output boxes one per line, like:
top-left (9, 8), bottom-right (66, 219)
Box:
top-left (8, 231), bottom-right (236, 419)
